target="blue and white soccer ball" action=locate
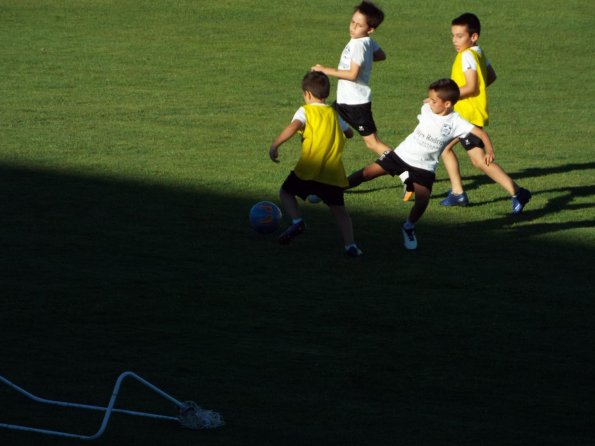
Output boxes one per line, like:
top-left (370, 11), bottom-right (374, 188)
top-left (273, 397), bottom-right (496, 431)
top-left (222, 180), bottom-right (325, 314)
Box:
top-left (249, 201), bottom-right (282, 234)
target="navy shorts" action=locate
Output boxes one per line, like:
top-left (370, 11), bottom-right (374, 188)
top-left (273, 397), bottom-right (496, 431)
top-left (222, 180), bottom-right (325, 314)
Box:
top-left (459, 132), bottom-right (485, 150)
top-left (281, 171), bottom-right (345, 206)
top-left (332, 101), bottom-right (377, 136)
top-left (376, 151), bottom-right (436, 191)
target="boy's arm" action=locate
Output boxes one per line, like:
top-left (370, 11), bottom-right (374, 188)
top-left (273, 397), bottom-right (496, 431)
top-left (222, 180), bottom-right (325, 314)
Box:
top-left (311, 62), bottom-right (360, 81)
top-left (373, 47), bottom-right (386, 61)
top-left (459, 68), bottom-right (479, 98)
top-left (486, 63), bottom-right (497, 86)
top-left (461, 64), bottom-right (497, 97)
top-left (338, 114), bottom-right (354, 138)
top-left (269, 120), bottom-right (304, 163)
top-left (469, 126), bottom-right (495, 166)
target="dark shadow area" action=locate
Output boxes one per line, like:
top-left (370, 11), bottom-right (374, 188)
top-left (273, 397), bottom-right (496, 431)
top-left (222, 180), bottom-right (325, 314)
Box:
top-left (1, 164), bottom-right (593, 446)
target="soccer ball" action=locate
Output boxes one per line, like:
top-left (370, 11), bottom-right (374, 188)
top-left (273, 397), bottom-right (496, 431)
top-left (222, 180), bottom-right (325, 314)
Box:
top-left (249, 201), bottom-right (282, 234)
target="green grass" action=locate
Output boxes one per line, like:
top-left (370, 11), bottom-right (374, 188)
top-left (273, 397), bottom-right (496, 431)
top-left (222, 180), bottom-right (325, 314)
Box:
top-left (1, 1), bottom-right (594, 445)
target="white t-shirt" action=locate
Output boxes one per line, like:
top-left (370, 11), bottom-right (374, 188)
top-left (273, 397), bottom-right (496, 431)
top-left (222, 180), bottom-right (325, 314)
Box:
top-left (292, 103), bottom-right (350, 132)
top-left (336, 37), bottom-right (380, 105)
top-left (395, 103), bottom-right (474, 172)
top-left (460, 46), bottom-right (491, 73)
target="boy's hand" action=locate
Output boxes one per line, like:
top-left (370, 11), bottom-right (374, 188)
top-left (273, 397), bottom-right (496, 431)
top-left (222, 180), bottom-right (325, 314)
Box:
top-left (311, 64), bottom-right (327, 73)
top-left (269, 146), bottom-right (280, 163)
top-left (484, 149), bottom-right (495, 166)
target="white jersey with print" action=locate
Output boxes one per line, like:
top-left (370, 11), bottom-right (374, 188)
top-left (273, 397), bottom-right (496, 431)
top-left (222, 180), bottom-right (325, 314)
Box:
top-left (336, 37), bottom-right (380, 105)
top-left (395, 103), bottom-right (474, 172)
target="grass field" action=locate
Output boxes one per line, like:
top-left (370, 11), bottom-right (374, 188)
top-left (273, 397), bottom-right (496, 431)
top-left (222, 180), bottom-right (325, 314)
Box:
top-left (1, 1), bottom-right (594, 445)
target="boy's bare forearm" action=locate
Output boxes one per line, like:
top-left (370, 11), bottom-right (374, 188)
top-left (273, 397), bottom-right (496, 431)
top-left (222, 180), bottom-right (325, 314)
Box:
top-left (270, 121), bottom-right (302, 149)
top-left (459, 68), bottom-right (478, 98)
top-left (311, 64), bottom-right (359, 81)
top-left (269, 120), bottom-right (303, 162)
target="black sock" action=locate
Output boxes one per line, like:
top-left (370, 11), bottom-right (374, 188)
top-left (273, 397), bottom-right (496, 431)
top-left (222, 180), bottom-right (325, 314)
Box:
top-left (347, 168), bottom-right (365, 188)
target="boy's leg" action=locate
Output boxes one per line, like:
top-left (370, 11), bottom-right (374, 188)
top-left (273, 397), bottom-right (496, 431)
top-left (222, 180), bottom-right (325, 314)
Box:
top-left (362, 133), bottom-right (391, 156)
top-left (440, 141), bottom-right (465, 195)
top-left (409, 183), bottom-right (431, 224)
top-left (278, 188), bottom-right (305, 244)
top-left (329, 205), bottom-right (355, 246)
top-left (401, 182), bottom-right (431, 250)
top-left (348, 162), bottom-right (388, 188)
top-left (333, 102), bottom-right (389, 156)
top-left (466, 147), bottom-right (518, 195)
top-left (280, 188), bottom-right (301, 220)
top-left (329, 205), bottom-right (362, 256)
top-left (440, 140), bottom-right (470, 206)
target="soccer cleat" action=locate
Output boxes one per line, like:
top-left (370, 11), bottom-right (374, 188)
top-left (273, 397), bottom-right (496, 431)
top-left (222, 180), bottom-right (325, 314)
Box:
top-left (278, 220), bottom-right (306, 245)
top-left (401, 224), bottom-right (418, 250)
top-left (439, 190), bottom-right (469, 206)
top-left (344, 245), bottom-right (363, 257)
top-left (511, 188), bottom-right (532, 214)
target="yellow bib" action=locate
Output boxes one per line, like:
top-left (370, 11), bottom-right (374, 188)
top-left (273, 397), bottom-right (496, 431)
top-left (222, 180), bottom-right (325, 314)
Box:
top-left (451, 48), bottom-right (489, 127)
top-left (294, 104), bottom-right (348, 188)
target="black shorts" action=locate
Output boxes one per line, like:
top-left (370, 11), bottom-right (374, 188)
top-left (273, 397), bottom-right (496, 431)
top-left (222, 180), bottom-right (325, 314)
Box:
top-left (459, 132), bottom-right (485, 150)
top-left (332, 101), bottom-right (377, 136)
top-left (281, 171), bottom-right (345, 206)
top-left (376, 151), bottom-right (436, 191)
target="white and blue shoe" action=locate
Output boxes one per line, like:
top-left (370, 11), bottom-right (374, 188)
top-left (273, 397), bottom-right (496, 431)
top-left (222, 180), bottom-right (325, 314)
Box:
top-left (511, 188), bottom-right (532, 214)
top-left (401, 224), bottom-right (417, 250)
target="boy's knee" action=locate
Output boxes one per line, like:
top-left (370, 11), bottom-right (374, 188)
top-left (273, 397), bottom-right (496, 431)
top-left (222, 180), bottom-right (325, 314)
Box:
top-left (362, 133), bottom-right (380, 146)
top-left (471, 159), bottom-right (483, 170)
top-left (363, 139), bottom-right (379, 153)
top-left (468, 153), bottom-right (486, 170)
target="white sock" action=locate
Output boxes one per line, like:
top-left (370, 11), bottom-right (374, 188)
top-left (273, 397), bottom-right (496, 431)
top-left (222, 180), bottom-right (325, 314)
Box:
top-left (398, 171), bottom-right (410, 184)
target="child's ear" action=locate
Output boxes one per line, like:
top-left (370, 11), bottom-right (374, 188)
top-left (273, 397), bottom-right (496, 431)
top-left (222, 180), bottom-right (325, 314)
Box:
top-left (367, 27), bottom-right (376, 35)
top-left (471, 32), bottom-right (479, 43)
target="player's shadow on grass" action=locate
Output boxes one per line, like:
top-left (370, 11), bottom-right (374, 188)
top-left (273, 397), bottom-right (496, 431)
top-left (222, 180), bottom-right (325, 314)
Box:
top-left (434, 160), bottom-right (595, 196)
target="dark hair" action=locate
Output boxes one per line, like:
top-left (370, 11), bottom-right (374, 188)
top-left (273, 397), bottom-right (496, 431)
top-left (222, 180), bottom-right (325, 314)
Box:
top-left (302, 71), bottom-right (330, 99)
top-left (354, 1), bottom-right (384, 29)
top-left (429, 79), bottom-right (460, 104)
top-left (452, 12), bottom-right (481, 36)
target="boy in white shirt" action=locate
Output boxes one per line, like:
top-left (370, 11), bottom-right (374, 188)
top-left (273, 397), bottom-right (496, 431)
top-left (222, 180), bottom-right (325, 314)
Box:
top-left (312, 1), bottom-right (390, 156)
top-left (348, 79), bottom-right (494, 250)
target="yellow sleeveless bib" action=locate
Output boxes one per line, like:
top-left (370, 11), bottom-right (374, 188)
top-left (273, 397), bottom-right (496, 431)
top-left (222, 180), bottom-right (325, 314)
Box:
top-left (451, 48), bottom-right (489, 127)
top-left (294, 104), bottom-right (348, 188)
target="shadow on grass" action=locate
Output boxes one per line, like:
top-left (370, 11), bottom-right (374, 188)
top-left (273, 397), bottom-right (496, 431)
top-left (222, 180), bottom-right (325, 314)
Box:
top-left (433, 160), bottom-right (595, 197)
top-left (1, 163), bottom-right (593, 446)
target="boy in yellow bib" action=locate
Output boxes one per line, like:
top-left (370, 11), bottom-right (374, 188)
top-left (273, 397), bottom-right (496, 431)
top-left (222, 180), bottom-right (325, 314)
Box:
top-left (269, 71), bottom-right (363, 257)
top-left (440, 13), bottom-right (531, 214)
